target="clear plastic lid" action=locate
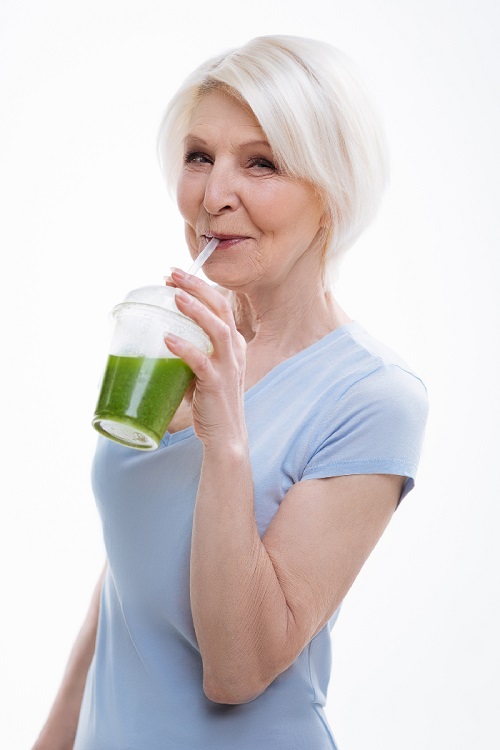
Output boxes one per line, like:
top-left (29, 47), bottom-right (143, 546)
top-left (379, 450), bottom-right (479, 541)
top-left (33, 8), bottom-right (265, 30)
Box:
top-left (121, 285), bottom-right (178, 310)
top-left (111, 285), bottom-right (212, 356)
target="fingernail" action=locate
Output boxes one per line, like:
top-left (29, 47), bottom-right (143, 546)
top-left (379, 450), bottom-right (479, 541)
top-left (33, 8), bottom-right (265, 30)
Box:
top-left (170, 267), bottom-right (187, 279)
top-left (175, 289), bottom-right (191, 304)
top-left (165, 332), bottom-right (181, 349)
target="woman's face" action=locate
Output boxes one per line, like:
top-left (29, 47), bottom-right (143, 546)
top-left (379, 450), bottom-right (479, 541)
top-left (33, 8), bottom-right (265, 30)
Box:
top-left (177, 90), bottom-right (325, 292)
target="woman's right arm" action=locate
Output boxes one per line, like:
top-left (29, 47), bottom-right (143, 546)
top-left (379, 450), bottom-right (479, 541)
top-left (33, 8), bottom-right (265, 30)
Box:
top-left (31, 563), bottom-right (106, 750)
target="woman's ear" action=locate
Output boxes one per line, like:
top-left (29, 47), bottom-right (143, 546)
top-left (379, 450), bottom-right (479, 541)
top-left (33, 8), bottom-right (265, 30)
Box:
top-left (319, 207), bottom-right (331, 229)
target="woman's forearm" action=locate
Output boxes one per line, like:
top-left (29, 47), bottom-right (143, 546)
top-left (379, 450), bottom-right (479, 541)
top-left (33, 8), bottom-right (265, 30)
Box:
top-left (169, 271), bottom-right (312, 703)
top-left (190, 443), bottom-right (296, 705)
top-left (32, 566), bottom-right (105, 750)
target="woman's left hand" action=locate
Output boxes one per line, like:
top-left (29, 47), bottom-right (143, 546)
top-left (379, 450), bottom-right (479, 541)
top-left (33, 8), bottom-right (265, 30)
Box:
top-left (165, 268), bottom-right (247, 447)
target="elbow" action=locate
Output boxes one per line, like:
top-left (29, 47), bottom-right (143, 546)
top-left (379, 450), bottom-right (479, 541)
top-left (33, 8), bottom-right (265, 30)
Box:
top-left (202, 671), bottom-right (269, 705)
top-left (200, 633), bottom-right (296, 704)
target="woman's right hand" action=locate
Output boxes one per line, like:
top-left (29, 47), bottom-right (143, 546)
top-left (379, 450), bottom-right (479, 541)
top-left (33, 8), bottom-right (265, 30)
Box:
top-left (165, 268), bottom-right (248, 449)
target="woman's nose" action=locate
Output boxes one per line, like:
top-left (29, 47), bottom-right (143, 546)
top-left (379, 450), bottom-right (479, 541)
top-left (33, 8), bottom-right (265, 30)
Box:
top-left (202, 161), bottom-right (240, 215)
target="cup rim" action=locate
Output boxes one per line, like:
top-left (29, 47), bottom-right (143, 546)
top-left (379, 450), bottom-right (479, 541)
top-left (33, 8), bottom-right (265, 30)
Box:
top-left (111, 301), bottom-right (213, 354)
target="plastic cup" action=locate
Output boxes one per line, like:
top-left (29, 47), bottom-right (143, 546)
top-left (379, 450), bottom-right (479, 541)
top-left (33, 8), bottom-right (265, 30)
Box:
top-left (92, 285), bottom-right (212, 450)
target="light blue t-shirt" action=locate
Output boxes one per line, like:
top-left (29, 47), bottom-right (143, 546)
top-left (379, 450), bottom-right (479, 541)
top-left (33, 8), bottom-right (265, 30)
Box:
top-left (75, 321), bottom-right (428, 750)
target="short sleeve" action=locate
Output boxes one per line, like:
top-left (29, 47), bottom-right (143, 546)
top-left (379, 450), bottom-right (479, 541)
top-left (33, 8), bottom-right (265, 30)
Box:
top-left (301, 364), bottom-right (429, 502)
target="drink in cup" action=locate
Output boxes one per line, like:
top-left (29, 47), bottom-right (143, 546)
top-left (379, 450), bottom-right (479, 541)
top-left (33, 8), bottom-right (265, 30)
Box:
top-left (92, 285), bottom-right (212, 450)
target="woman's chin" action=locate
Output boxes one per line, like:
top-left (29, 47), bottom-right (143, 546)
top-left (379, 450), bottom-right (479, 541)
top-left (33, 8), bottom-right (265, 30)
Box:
top-left (201, 260), bottom-right (257, 290)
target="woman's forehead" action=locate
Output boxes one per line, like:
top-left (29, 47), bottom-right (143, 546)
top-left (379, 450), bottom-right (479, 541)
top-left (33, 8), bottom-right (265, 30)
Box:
top-left (187, 90), bottom-right (266, 141)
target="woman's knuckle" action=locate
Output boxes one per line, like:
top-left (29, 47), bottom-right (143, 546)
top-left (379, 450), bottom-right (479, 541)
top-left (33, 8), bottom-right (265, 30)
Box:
top-left (198, 355), bottom-right (212, 375)
top-left (218, 323), bottom-right (232, 343)
top-left (191, 275), bottom-right (204, 290)
top-left (220, 297), bottom-right (232, 315)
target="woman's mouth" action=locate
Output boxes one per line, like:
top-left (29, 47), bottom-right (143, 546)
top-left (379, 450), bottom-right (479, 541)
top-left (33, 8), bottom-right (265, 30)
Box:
top-left (203, 234), bottom-right (249, 250)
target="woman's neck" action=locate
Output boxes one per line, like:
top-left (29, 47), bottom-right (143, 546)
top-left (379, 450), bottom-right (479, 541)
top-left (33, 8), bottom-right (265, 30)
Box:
top-left (231, 275), bottom-right (351, 360)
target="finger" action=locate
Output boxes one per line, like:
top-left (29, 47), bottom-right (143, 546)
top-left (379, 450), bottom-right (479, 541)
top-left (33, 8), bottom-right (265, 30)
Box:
top-left (164, 333), bottom-right (214, 383)
top-left (171, 268), bottom-right (241, 353)
top-left (163, 275), bottom-right (177, 289)
top-left (173, 289), bottom-right (237, 360)
top-left (170, 268), bottom-right (236, 331)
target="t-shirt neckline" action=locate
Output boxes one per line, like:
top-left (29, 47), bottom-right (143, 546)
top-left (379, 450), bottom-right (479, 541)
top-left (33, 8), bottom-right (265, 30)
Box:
top-left (161, 320), bottom-right (360, 447)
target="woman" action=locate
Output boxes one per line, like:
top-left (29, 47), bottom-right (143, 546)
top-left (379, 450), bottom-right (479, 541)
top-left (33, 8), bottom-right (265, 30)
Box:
top-left (33, 35), bottom-right (428, 749)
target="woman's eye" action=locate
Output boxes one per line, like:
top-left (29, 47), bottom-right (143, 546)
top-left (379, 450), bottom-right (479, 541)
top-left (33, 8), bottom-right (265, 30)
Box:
top-left (184, 151), bottom-right (212, 164)
top-left (249, 158), bottom-right (276, 171)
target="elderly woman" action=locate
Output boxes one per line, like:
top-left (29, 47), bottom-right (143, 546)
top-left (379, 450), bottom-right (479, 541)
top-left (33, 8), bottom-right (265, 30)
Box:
top-left (33, 35), bottom-right (428, 750)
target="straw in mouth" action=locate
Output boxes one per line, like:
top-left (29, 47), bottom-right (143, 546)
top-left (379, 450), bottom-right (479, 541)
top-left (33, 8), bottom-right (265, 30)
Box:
top-left (186, 237), bottom-right (220, 276)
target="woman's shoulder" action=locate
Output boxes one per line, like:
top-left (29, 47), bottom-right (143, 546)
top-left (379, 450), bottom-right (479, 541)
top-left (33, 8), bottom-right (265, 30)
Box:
top-left (326, 320), bottom-right (427, 393)
top-left (333, 320), bottom-right (418, 367)
top-left (299, 323), bottom-right (428, 490)
top-left (326, 321), bottom-right (429, 427)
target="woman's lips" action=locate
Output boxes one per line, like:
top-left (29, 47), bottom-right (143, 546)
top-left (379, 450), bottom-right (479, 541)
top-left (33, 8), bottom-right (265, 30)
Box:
top-left (203, 235), bottom-right (249, 250)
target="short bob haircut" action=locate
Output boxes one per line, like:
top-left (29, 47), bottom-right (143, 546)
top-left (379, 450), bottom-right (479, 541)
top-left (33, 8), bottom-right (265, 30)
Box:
top-left (157, 35), bottom-right (389, 284)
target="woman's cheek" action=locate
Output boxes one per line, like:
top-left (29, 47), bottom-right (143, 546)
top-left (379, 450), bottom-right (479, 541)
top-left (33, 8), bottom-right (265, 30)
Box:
top-left (176, 172), bottom-right (201, 221)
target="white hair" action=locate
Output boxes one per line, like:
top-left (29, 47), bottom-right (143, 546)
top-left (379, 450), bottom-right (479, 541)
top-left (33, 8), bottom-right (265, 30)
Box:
top-left (157, 35), bottom-right (389, 283)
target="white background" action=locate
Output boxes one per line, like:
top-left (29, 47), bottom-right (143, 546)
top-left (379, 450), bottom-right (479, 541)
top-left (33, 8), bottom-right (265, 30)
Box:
top-left (1, 1), bottom-right (499, 748)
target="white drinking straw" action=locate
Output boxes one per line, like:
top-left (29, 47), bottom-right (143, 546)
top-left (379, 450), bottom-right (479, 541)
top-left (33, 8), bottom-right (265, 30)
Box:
top-left (187, 237), bottom-right (220, 276)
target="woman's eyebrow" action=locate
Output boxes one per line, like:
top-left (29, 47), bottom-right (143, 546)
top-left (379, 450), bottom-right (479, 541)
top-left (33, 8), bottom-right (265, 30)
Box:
top-left (183, 135), bottom-right (208, 146)
top-left (241, 139), bottom-right (272, 149)
top-left (183, 135), bottom-right (272, 149)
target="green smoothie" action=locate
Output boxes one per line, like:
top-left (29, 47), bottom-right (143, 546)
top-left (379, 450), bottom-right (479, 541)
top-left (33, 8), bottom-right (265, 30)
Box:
top-left (92, 354), bottom-right (194, 449)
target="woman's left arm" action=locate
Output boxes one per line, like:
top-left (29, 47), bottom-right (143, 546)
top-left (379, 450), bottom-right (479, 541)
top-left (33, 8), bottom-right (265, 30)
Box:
top-left (194, 452), bottom-right (403, 706)
top-left (167, 269), bottom-right (404, 705)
